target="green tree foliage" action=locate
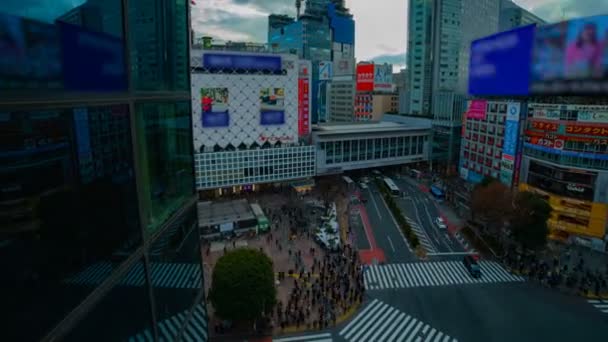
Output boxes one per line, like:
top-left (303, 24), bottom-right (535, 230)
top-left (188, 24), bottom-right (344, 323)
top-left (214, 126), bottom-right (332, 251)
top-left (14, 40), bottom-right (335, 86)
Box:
top-left (510, 191), bottom-right (552, 251)
top-left (471, 179), bottom-right (513, 232)
top-left (209, 248), bottom-right (276, 322)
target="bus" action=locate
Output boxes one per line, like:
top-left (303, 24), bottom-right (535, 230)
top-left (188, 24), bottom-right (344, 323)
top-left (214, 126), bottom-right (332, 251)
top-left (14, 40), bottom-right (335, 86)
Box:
top-left (383, 177), bottom-right (400, 196)
top-left (430, 185), bottom-right (445, 201)
top-left (250, 203), bottom-right (270, 232)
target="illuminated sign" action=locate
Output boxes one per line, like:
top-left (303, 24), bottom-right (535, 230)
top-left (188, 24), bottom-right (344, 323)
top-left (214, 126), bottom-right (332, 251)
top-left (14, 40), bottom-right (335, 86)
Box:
top-left (203, 53), bottom-right (282, 72)
top-left (567, 184), bottom-right (586, 193)
top-left (466, 100), bottom-right (487, 120)
top-left (577, 111), bottom-right (608, 123)
top-left (565, 124), bottom-right (608, 137)
top-left (319, 61), bottom-right (332, 81)
top-left (532, 108), bottom-right (560, 120)
top-left (298, 78), bottom-right (310, 136)
top-left (356, 64), bottom-right (374, 91)
top-left (530, 121), bottom-right (559, 131)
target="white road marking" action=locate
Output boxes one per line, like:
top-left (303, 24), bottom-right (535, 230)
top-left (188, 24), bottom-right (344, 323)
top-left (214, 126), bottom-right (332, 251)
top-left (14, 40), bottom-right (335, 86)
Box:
top-left (387, 235), bottom-right (396, 252)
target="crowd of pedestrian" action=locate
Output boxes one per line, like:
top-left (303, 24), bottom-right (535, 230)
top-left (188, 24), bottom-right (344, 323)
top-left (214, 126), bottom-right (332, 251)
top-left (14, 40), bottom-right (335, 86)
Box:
top-left (274, 245), bottom-right (364, 331)
top-left (505, 248), bottom-right (608, 297)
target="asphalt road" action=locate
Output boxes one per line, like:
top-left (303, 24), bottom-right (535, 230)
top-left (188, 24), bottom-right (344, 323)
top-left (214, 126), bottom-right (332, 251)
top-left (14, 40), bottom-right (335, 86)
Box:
top-left (360, 183), bottom-right (415, 263)
top-left (393, 177), bottom-right (464, 254)
top-left (275, 269), bottom-right (608, 342)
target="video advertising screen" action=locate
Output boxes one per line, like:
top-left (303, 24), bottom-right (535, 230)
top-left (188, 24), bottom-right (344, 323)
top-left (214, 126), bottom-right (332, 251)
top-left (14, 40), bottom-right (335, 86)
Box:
top-left (468, 25), bottom-right (536, 96)
top-left (530, 15), bottom-right (608, 95)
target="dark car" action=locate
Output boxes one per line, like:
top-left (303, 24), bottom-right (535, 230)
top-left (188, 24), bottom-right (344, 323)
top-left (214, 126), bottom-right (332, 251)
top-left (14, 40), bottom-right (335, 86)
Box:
top-left (463, 255), bottom-right (481, 278)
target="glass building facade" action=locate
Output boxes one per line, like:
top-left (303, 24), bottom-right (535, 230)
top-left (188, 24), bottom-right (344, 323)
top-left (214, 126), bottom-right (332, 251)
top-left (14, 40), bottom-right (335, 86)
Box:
top-left (0, 1), bottom-right (207, 341)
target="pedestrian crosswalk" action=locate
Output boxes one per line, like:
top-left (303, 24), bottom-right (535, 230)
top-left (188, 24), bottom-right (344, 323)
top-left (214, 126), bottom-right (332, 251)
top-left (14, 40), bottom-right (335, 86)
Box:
top-left (587, 299), bottom-right (608, 314)
top-left (273, 332), bottom-right (332, 342)
top-left (405, 216), bottom-right (437, 253)
top-left (339, 299), bottom-right (457, 342)
top-left (65, 261), bottom-right (202, 289)
top-left (364, 261), bottom-right (524, 290)
top-left (129, 304), bottom-right (208, 341)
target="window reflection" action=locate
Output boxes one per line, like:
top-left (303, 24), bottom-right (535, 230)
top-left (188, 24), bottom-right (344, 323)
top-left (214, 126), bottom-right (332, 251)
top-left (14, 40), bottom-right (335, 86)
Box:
top-left (135, 101), bottom-right (194, 235)
top-left (0, 106), bottom-right (140, 341)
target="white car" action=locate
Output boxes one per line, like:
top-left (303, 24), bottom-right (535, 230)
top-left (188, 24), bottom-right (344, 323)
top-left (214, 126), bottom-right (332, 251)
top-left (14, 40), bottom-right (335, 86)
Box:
top-left (435, 217), bottom-right (447, 229)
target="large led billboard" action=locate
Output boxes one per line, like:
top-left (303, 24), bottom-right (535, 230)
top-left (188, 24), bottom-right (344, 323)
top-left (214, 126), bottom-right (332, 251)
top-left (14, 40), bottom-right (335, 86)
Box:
top-left (356, 64), bottom-right (374, 91)
top-left (530, 15), bottom-right (608, 95)
top-left (468, 24), bottom-right (536, 96)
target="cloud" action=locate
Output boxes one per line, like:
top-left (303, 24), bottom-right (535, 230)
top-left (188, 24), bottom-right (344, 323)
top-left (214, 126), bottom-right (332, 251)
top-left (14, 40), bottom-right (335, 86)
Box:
top-left (370, 52), bottom-right (407, 66)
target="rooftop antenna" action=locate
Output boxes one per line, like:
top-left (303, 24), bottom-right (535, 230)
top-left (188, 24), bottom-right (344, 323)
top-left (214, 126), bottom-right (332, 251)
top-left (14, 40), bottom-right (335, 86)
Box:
top-left (296, 0), bottom-right (302, 19)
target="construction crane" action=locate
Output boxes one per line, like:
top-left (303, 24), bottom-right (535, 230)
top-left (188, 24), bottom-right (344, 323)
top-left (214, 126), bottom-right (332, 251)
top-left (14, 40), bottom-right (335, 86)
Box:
top-left (296, 0), bottom-right (303, 19)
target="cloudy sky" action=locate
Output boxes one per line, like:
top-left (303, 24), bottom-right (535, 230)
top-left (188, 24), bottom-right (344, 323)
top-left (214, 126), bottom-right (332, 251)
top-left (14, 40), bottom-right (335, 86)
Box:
top-left (192, 0), bottom-right (608, 71)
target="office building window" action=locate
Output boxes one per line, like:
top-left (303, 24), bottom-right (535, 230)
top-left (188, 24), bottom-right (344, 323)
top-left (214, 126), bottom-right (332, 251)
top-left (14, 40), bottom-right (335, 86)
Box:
top-left (134, 101), bottom-right (194, 235)
top-left (0, 106), bottom-right (141, 341)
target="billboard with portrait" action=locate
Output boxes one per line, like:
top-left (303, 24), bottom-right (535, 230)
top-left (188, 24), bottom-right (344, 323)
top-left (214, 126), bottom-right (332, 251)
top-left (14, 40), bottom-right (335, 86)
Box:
top-left (260, 88), bottom-right (285, 125)
top-left (201, 88), bottom-right (229, 127)
top-left (469, 24), bottom-right (536, 96)
top-left (319, 61), bottom-right (332, 81)
top-left (356, 64), bottom-right (374, 91)
top-left (531, 15), bottom-right (608, 95)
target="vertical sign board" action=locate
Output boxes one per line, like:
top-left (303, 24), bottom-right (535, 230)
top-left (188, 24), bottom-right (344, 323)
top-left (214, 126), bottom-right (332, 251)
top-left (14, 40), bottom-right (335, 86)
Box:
top-left (500, 102), bottom-right (521, 186)
top-left (298, 78), bottom-right (310, 136)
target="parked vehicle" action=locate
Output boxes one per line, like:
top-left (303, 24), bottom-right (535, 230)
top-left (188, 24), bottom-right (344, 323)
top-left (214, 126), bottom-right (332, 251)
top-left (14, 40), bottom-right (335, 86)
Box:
top-left (435, 217), bottom-right (447, 229)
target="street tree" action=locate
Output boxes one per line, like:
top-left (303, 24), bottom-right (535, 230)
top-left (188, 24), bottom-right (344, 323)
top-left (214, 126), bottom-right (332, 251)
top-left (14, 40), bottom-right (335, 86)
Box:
top-left (209, 248), bottom-right (276, 323)
top-left (509, 191), bottom-right (552, 251)
top-left (471, 178), bottom-right (513, 234)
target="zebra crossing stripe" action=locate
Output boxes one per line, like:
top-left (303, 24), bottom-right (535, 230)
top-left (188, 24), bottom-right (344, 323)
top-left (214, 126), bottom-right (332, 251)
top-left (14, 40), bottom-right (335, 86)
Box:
top-left (425, 328), bottom-right (437, 342)
top-left (339, 299), bottom-right (380, 337)
top-left (346, 301), bottom-right (387, 340)
top-left (368, 307), bottom-right (400, 341)
top-left (351, 302), bottom-right (391, 342)
top-left (405, 321), bottom-right (424, 342)
top-left (364, 261), bottom-right (524, 290)
top-left (273, 332), bottom-right (331, 341)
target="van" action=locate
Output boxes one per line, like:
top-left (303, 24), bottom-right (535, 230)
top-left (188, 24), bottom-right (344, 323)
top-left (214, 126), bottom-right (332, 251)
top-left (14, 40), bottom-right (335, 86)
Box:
top-left (463, 255), bottom-right (481, 278)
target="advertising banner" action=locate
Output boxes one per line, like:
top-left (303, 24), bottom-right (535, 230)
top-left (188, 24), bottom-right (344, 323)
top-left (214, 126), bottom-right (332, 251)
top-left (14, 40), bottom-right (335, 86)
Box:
top-left (500, 154), bottom-right (515, 186)
top-left (373, 64), bottom-right (393, 92)
top-left (530, 15), bottom-right (608, 95)
top-left (333, 58), bottom-right (355, 77)
top-left (504, 120), bottom-right (519, 155)
top-left (525, 129), bottom-right (608, 144)
top-left (469, 24), bottom-right (536, 96)
top-left (298, 78), bottom-right (310, 136)
top-left (260, 88), bottom-right (285, 125)
top-left (298, 60), bottom-right (311, 77)
top-left (203, 53), bottom-right (282, 72)
top-left (565, 124), bottom-right (608, 136)
top-left (577, 111), bottom-right (608, 122)
top-left (201, 88), bottom-right (230, 127)
top-left (526, 135), bottom-right (565, 149)
top-left (530, 120), bottom-right (559, 131)
top-left (319, 61), bottom-right (332, 81)
top-left (531, 107), bottom-right (560, 120)
top-left (466, 99), bottom-right (488, 120)
top-left (356, 64), bottom-right (374, 91)
top-left (524, 143), bottom-right (608, 160)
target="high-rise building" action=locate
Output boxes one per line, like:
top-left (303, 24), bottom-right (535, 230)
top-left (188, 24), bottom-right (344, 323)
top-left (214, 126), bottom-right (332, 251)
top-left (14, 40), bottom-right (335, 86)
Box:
top-left (393, 69), bottom-right (409, 114)
top-left (190, 49), bottom-right (316, 196)
top-left (407, 0), bottom-right (501, 170)
top-left (0, 1), bottom-right (207, 341)
top-left (269, 0), bottom-right (355, 123)
top-left (519, 102), bottom-right (608, 251)
top-left (499, 0), bottom-right (546, 31)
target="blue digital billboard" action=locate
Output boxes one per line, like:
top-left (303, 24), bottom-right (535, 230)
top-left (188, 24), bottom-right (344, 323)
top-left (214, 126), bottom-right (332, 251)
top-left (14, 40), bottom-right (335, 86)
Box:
top-left (328, 3), bottom-right (355, 45)
top-left (59, 22), bottom-right (127, 92)
top-left (530, 15), bottom-right (608, 95)
top-left (202, 112), bottom-right (230, 127)
top-left (260, 110), bottom-right (285, 125)
top-left (203, 53), bottom-right (282, 72)
top-left (468, 24), bottom-right (536, 96)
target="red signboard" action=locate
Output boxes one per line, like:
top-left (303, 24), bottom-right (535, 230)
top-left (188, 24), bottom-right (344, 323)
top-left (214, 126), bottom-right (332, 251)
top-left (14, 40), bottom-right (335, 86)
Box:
top-left (298, 78), bottom-right (309, 136)
top-left (530, 120), bottom-right (559, 131)
top-left (356, 64), bottom-right (374, 91)
top-left (466, 100), bottom-right (487, 120)
top-left (565, 124), bottom-right (608, 137)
